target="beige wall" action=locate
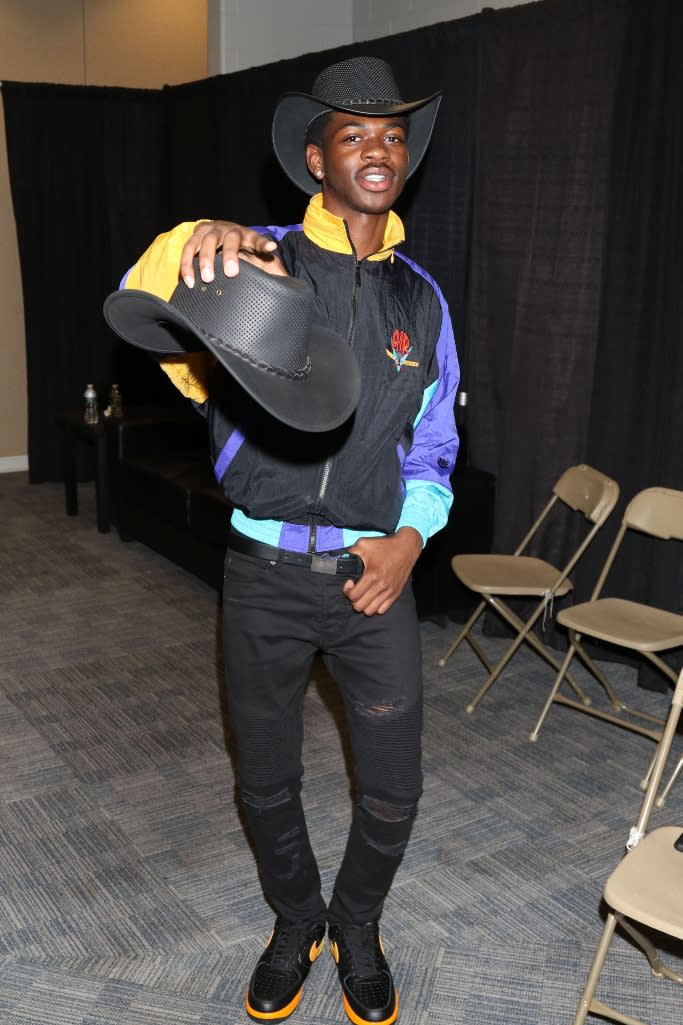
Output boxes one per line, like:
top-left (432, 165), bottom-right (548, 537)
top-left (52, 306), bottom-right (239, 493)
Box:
top-left (209, 0), bottom-right (353, 75)
top-left (0, 0), bottom-right (207, 465)
top-left (352, 0), bottom-right (532, 43)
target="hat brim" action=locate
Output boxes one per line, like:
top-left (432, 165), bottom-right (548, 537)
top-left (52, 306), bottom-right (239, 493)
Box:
top-left (272, 91), bottom-right (442, 195)
top-left (103, 289), bottom-right (361, 433)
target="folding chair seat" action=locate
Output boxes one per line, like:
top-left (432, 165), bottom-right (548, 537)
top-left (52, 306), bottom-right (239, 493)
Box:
top-left (437, 464), bottom-right (619, 716)
top-left (573, 669), bottom-right (683, 1025)
top-left (530, 487), bottom-right (683, 746)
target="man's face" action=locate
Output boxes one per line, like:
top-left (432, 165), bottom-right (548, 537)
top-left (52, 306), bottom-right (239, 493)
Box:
top-left (306, 111), bottom-right (409, 219)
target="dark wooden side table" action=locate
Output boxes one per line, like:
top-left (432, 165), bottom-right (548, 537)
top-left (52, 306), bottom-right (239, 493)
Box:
top-left (55, 407), bottom-right (199, 534)
top-left (55, 411), bottom-right (115, 533)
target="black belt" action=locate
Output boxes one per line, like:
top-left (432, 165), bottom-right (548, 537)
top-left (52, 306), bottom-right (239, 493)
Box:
top-left (227, 530), bottom-right (364, 576)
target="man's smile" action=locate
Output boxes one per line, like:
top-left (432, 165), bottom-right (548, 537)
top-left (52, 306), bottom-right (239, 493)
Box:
top-left (357, 166), bottom-right (396, 192)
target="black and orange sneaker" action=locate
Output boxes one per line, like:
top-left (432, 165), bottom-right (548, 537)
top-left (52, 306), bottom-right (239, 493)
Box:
top-left (245, 916), bottom-right (326, 1021)
top-left (328, 921), bottom-right (398, 1025)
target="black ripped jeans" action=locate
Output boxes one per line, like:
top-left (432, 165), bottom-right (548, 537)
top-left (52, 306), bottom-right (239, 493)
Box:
top-left (222, 548), bottom-right (424, 927)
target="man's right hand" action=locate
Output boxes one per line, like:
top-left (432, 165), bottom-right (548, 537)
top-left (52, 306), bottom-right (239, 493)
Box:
top-left (180, 221), bottom-right (288, 287)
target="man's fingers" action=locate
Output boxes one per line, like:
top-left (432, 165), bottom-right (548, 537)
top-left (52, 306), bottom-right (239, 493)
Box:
top-left (226, 236), bottom-right (280, 277)
top-left (179, 222), bottom-right (229, 286)
top-left (179, 223), bottom-right (282, 287)
top-left (198, 227), bottom-right (279, 280)
top-left (343, 573), bottom-right (394, 617)
top-left (201, 225), bottom-right (243, 281)
top-left (345, 588), bottom-right (390, 618)
top-left (179, 238), bottom-right (203, 288)
top-left (237, 247), bottom-right (288, 277)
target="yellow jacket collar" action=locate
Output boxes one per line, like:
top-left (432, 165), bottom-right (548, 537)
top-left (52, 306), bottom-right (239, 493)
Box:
top-left (302, 193), bottom-right (405, 262)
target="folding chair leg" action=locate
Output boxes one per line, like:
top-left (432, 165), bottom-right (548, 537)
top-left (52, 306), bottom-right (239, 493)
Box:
top-left (639, 747), bottom-right (658, 794)
top-left (437, 600), bottom-right (486, 668)
top-left (517, 626), bottom-right (591, 705)
top-left (572, 641), bottom-right (667, 730)
top-left (654, 755), bottom-right (683, 808)
top-left (464, 622), bottom-right (535, 713)
top-left (464, 592), bottom-right (580, 714)
top-left (571, 642), bottom-right (667, 727)
top-left (638, 743), bottom-right (674, 796)
top-left (573, 913), bottom-right (621, 1025)
top-left (577, 648), bottom-right (628, 712)
top-left (528, 645), bottom-right (578, 742)
top-left (574, 913), bottom-right (676, 1025)
top-left (463, 631), bottom-right (497, 675)
top-left (618, 915), bottom-right (683, 985)
top-left (578, 997), bottom-right (647, 1025)
top-left (564, 672), bottom-right (592, 705)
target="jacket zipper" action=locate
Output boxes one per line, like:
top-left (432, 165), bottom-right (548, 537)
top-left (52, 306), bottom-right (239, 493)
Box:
top-left (308, 233), bottom-right (362, 554)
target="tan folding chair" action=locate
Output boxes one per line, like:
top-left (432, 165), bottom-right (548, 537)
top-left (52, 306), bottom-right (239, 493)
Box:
top-left (573, 668), bottom-right (683, 1025)
top-left (437, 464), bottom-right (619, 715)
top-left (529, 487), bottom-right (683, 744)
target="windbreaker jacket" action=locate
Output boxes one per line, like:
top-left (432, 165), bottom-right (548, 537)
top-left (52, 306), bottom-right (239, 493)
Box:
top-left (123, 195), bottom-right (460, 554)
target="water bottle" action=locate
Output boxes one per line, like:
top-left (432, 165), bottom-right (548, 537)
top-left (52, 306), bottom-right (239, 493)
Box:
top-left (84, 383), bottom-right (98, 425)
top-left (109, 383), bottom-right (123, 418)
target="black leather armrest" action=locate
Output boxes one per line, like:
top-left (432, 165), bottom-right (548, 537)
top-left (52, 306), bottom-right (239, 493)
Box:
top-left (114, 408), bottom-right (207, 460)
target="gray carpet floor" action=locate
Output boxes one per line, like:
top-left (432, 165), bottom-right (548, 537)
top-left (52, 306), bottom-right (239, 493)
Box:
top-left (1, 470), bottom-right (681, 1024)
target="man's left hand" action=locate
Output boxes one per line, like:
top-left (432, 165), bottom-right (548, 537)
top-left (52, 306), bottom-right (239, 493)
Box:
top-left (342, 528), bottom-right (423, 616)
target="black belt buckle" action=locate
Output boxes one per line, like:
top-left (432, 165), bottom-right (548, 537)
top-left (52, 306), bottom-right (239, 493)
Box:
top-left (311, 554), bottom-right (339, 575)
top-left (337, 553), bottom-right (364, 576)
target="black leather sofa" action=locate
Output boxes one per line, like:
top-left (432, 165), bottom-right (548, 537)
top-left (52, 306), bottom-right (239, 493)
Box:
top-left (115, 410), bottom-right (495, 618)
top-left (116, 412), bottom-right (232, 590)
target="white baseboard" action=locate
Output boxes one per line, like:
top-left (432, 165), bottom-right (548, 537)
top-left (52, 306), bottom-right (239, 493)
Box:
top-left (0, 455), bottom-right (29, 474)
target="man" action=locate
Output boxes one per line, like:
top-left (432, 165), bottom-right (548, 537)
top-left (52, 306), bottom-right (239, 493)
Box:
top-left (122, 56), bottom-right (459, 1025)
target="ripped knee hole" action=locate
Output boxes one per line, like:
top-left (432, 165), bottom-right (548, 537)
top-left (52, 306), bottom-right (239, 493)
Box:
top-left (353, 696), bottom-right (406, 719)
top-left (360, 794), bottom-right (417, 822)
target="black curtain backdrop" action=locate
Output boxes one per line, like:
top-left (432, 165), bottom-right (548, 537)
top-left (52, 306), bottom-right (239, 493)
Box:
top-left (466, 0), bottom-right (627, 580)
top-left (578, 0), bottom-right (683, 687)
top-left (3, 0), bottom-right (682, 683)
top-left (2, 82), bottom-right (182, 482)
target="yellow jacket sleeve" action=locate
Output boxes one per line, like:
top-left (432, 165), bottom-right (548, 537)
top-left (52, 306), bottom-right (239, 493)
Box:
top-left (124, 220), bottom-right (215, 404)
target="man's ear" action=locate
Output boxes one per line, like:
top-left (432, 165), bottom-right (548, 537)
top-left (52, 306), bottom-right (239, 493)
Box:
top-left (306, 143), bottom-right (324, 181)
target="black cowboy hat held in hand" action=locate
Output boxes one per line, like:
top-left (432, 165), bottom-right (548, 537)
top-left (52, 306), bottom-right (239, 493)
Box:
top-left (103, 258), bottom-right (361, 433)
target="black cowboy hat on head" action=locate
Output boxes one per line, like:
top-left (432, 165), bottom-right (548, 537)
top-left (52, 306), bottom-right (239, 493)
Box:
top-left (272, 55), bottom-right (442, 195)
top-left (103, 258), bottom-right (361, 433)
